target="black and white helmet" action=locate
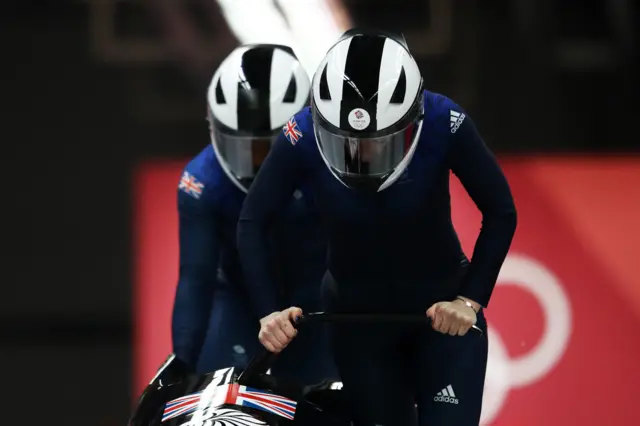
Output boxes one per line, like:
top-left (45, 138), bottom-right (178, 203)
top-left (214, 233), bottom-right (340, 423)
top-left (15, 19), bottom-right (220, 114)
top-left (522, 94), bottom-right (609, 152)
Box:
top-left (207, 44), bottom-right (310, 192)
top-left (311, 29), bottom-right (424, 192)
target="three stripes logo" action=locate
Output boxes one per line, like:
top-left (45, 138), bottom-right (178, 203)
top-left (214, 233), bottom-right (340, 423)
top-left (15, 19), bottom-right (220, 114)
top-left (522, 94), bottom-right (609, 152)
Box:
top-left (450, 110), bottom-right (466, 134)
top-left (434, 384), bottom-right (459, 404)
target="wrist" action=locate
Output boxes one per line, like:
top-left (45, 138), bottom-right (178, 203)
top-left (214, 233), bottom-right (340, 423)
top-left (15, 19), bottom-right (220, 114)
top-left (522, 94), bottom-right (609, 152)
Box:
top-left (454, 296), bottom-right (481, 313)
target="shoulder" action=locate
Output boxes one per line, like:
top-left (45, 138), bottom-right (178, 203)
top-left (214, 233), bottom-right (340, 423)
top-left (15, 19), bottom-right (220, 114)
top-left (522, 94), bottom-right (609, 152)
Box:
top-left (178, 145), bottom-right (239, 209)
top-left (411, 91), bottom-right (473, 163)
top-left (422, 90), bottom-right (469, 136)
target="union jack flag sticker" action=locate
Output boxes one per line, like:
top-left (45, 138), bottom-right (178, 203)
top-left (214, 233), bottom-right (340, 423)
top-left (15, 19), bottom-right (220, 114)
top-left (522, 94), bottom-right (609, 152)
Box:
top-left (283, 118), bottom-right (303, 145)
top-left (162, 391), bottom-right (203, 422)
top-left (229, 384), bottom-right (297, 420)
top-left (179, 171), bottom-right (204, 199)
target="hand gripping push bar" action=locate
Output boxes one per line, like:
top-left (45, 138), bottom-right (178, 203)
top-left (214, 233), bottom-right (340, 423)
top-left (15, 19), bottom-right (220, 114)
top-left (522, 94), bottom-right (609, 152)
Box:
top-left (239, 312), bottom-right (483, 384)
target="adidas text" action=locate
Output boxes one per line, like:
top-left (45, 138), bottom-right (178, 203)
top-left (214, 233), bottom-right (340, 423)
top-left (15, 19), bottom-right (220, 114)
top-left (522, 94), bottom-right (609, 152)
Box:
top-left (433, 395), bottom-right (459, 404)
top-left (450, 110), bottom-right (466, 134)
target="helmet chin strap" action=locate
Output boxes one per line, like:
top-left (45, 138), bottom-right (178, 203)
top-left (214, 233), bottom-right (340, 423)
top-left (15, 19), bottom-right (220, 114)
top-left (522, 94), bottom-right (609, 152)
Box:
top-left (341, 174), bottom-right (388, 193)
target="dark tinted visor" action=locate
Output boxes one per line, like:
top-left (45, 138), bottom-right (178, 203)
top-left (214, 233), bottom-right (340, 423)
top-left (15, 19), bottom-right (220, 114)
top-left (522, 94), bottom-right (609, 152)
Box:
top-left (315, 122), bottom-right (419, 177)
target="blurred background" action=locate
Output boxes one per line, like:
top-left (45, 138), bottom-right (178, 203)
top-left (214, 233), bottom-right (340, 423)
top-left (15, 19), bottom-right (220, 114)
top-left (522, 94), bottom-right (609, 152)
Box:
top-left (2, 0), bottom-right (638, 425)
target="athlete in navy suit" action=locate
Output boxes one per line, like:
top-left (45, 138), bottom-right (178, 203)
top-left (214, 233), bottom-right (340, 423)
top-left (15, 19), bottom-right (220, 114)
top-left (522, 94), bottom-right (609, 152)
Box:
top-left (237, 30), bottom-right (517, 425)
top-left (171, 44), bottom-right (337, 384)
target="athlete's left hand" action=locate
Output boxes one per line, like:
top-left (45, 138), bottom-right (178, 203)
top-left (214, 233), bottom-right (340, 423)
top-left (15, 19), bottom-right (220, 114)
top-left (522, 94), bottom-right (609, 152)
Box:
top-left (426, 299), bottom-right (478, 336)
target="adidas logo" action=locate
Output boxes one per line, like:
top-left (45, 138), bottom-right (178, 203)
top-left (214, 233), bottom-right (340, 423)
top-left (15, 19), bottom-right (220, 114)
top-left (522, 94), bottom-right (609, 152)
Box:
top-left (434, 385), bottom-right (459, 404)
top-left (450, 110), bottom-right (466, 134)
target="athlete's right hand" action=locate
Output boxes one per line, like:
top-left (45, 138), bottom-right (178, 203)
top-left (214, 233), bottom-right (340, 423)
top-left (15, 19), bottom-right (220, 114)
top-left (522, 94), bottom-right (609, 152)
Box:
top-left (258, 307), bottom-right (302, 353)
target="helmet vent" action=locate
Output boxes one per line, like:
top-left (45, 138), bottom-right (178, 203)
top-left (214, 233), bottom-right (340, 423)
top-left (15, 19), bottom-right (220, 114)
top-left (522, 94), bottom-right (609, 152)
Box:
top-left (283, 74), bottom-right (297, 103)
top-left (389, 67), bottom-right (406, 104)
top-left (215, 78), bottom-right (226, 104)
top-left (319, 63), bottom-right (331, 100)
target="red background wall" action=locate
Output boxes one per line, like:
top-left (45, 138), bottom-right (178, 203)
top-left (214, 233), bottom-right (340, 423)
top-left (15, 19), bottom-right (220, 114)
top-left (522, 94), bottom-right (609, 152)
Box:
top-left (133, 157), bottom-right (640, 425)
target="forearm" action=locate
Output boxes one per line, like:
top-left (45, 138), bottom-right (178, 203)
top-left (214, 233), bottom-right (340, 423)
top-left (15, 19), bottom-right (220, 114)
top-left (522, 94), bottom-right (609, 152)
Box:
top-left (458, 211), bottom-right (517, 307)
top-left (171, 268), bottom-right (217, 365)
top-left (237, 219), bottom-right (282, 319)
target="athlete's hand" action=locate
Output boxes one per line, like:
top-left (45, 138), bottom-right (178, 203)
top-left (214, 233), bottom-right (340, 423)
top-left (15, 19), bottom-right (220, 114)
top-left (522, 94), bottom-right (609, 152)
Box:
top-left (426, 300), bottom-right (477, 336)
top-left (258, 307), bottom-right (302, 353)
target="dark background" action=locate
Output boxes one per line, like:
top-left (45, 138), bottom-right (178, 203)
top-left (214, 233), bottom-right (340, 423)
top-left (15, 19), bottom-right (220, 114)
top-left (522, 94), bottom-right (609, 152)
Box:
top-left (1, 1), bottom-right (637, 424)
